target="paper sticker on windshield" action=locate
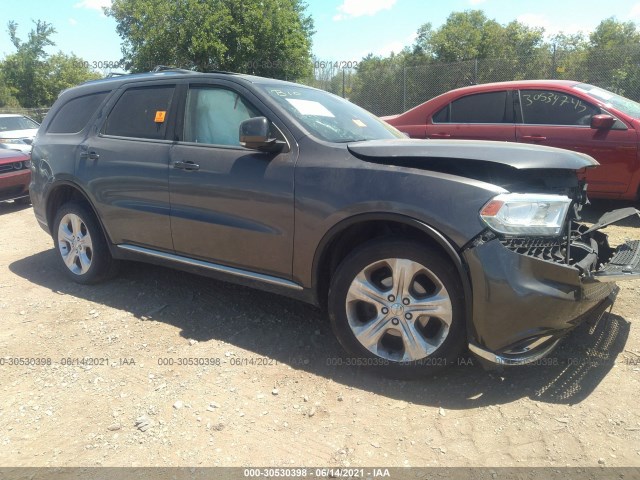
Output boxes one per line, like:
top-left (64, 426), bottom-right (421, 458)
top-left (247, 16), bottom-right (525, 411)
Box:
top-left (286, 99), bottom-right (335, 117)
top-left (352, 119), bottom-right (367, 127)
top-left (154, 111), bottom-right (166, 123)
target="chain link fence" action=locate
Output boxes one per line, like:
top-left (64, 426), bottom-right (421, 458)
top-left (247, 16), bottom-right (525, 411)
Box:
top-left (3, 46), bottom-right (640, 122)
top-left (304, 45), bottom-right (640, 117)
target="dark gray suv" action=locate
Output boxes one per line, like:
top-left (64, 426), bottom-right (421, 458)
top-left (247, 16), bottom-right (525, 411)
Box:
top-left (30, 70), bottom-right (640, 377)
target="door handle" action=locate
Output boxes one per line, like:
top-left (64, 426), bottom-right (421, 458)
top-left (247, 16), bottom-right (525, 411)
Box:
top-left (80, 151), bottom-right (100, 160)
top-left (174, 160), bottom-right (200, 171)
top-left (430, 133), bottom-right (451, 138)
top-left (521, 135), bottom-right (547, 142)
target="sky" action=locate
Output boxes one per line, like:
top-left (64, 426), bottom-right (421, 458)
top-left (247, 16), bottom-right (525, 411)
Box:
top-left (1, 0), bottom-right (640, 68)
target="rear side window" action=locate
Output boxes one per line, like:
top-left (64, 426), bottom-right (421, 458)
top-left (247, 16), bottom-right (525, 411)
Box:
top-left (519, 90), bottom-right (599, 126)
top-left (432, 105), bottom-right (449, 123)
top-left (103, 86), bottom-right (175, 139)
top-left (47, 92), bottom-right (109, 134)
top-left (443, 91), bottom-right (508, 123)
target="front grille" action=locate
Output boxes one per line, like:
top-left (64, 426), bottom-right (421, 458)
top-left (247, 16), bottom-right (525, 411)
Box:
top-left (501, 236), bottom-right (566, 263)
top-left (0, 164), bottom-right (14, 174)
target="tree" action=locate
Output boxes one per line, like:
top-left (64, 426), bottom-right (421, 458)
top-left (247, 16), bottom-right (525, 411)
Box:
top-left (106, 0), bottom-right (315, 79)
top-left (413, 10), bottom-right (544, 63)
top-left (2, 20), bottom-right (56, 108)
top-left (584, 18), bottom-right (640, 97)
top-left (1, 20), bottom-right (100, 108)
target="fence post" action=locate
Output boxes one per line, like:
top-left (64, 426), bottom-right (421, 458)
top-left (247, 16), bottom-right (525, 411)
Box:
top-left (403, 65), bottom-right (407, 112)
top-left (342, 69), bottom-right (346, 98)
top-left (474, 58), bottom-right (478, 84)
top-left (551, 43), bottom-right (557, 79)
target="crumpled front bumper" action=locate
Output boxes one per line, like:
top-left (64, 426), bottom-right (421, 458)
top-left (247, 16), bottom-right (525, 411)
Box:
top-left (463, 208), bottom-right (640, 366)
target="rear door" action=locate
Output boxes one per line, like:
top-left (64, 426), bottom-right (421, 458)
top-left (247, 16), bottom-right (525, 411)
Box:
top-left (515, 89), bottom-right (638, 196)
top-left (425, 90), bottom-right (516, 141)
top-left (79, 82), bottom-right (178, 251)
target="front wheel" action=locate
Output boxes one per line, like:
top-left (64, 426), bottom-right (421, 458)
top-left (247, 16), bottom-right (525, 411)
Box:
top-left (52, 201), bottom-right (118, 284)
top-left (328, 239), bottom-right (465, 378)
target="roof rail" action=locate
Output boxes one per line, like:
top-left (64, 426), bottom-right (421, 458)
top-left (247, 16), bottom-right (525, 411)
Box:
top-left (105, 72), bottom-right (126, 78)
top-left (151, 65), bottom-right (195, 74)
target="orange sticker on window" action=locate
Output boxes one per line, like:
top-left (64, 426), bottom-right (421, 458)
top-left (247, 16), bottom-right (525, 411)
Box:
top-left (154, 111), bottom-right (166, 123)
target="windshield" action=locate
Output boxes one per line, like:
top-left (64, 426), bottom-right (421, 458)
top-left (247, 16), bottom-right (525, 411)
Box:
top-left (259, 84), bottom-right (405, 143)
top-left (0, 116), bottom-right (40, 132)
top-left (574, 83), bottom-right (640, 118)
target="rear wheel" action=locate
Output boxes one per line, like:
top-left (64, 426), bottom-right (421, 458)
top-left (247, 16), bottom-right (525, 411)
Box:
top-left (328, 239), bottom-right (465, 378)
top-left (52, 202), bottom-right (118, 284)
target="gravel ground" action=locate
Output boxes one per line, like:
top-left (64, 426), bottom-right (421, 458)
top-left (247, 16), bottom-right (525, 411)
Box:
top-left (0, 200), bottom-right (639, 468)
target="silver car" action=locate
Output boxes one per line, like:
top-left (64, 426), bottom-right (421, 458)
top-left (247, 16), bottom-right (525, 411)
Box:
top-left (0, 114), bottom-right (40, 154)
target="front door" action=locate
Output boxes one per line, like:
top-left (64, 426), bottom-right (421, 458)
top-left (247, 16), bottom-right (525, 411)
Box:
top-left (169, 83), bottom-right (296, 279)
top-left (515, 89), bottom-right (638, 196)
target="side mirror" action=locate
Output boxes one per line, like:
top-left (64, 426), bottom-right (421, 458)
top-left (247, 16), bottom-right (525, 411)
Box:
top-left (240, 117), bottom-right (283, 151)
top-left (591, 114), bottom-right (615, 130)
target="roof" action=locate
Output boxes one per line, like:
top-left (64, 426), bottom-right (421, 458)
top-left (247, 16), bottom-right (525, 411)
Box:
top-left (61, 69), bottom-right (313, 99)
top-left (0, 114), bottom-right (27, 118)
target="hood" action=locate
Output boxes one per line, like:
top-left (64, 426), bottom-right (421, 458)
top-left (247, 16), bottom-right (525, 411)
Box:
top-left (0, 128), bottom-right (38, 139)
top-left (347, 139), bottom-right (599, 171)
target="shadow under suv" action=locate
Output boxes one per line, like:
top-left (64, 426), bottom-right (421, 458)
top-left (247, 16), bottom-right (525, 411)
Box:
top-left (29, 69), bottom-right (640, 377)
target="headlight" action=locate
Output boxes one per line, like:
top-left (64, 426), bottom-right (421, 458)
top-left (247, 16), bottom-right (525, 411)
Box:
top-left (480, 193), bottom-right (572, 236)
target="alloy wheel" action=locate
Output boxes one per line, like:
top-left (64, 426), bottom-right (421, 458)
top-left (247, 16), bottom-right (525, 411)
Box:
top-left (345, 258), bottom-right (453, 362)
top-left (57, 213), bottom-right (94, 275)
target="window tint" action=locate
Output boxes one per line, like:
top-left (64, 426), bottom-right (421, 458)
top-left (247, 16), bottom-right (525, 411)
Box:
top-left (520, 90), bottom-right (599, 125)
top-left (48, 92), bottom-right (108, 134)
top-left (432, 105), bottom-right (449, 123)
top-left (183, 87), bottom-right (261, 146)
top-left (104, 86), bottom-right (174, 139)
top-left (448, 91), bottom-right (508, 123)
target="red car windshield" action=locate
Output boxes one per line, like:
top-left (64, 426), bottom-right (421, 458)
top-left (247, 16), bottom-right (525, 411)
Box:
top-left (574, 83), bottom-right (640, 118)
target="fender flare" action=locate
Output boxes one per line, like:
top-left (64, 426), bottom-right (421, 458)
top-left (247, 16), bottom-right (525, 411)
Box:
top-left (311, 212), bottom-right (475, 336)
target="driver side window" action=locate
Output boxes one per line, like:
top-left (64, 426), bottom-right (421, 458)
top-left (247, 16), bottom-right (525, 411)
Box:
top-left (184, 87), bottom-right (261, 146)
top-left (519, 90), bottom-right (599, 126)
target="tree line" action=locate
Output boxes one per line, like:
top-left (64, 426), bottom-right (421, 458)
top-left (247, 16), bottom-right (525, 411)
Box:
top-left (324, 11), bottom-right (640, 115)
top-left (2, 5), bottom-right (640, 115)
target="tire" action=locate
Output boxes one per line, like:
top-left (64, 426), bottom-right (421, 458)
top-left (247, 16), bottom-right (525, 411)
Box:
top-left (328, 238), bottom-right (466, 378)
top-left (52, 201), bottom-right (119, 284)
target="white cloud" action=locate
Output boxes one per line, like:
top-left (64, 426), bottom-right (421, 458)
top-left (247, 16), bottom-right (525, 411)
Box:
top-left (68, 18), bottom-right (78, 26)
top-left (517, 13), bottom-right (552, 31)
top-left (360, 32), bottom-right (416, 58)
top-left (74, 0), bottom-right (111, 11)
top-left (629, 3), bottom-right (640, 18)
top-left (375, 40), bottom-right (406, 56)
top-left (517, 13), bottom-right (588, 36)
top-left (333, 0), bottom-right (397, 21)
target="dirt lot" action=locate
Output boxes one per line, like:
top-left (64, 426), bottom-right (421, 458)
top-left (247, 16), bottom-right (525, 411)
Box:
top-left (0, 200), bottom-right (639, 468)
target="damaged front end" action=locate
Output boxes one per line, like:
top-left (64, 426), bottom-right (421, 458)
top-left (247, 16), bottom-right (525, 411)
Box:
top-left (464, 182), bottom-right (640, 367)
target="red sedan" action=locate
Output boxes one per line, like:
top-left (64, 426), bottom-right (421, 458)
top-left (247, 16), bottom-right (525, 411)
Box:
top-left (0, 148), bottom-right (31, 204)
top-left (383, 80), bottom-right (640, 200)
